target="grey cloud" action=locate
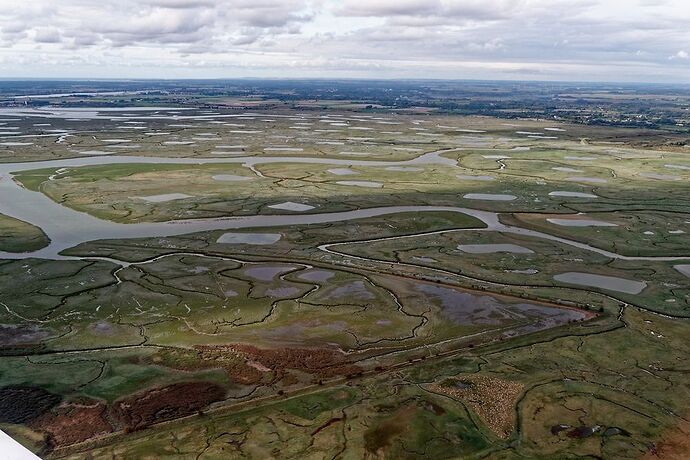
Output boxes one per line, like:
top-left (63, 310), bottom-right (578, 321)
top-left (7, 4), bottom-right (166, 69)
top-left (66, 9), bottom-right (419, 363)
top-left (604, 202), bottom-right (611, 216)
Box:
top-left (0, 0), bottom-right (688, 82)
top-left (33, 27), bottom-right (62, 43)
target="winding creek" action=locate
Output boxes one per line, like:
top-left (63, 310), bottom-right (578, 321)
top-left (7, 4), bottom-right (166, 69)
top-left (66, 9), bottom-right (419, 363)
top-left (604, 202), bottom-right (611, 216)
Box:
top-left (1, 150), bottom-right (689, 265)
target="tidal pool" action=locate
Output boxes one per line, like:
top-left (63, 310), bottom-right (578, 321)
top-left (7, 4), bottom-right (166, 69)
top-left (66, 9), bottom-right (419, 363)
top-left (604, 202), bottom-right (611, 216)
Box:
top-left (268, 202), bottom-right (315, 212)
top-left (639, 173), bottom-right (680, 181)
top-left (665, 164), bottom-right (690, 171)
top-left (264, 147), bottom-right (304, 152)
top-left (547, 218), bottom-right (617, 227)
top-left (457, 175), bottom-right (495, 181)
top-left (674, 265), bottom-right (690, 278)
top-left (457, 244), bottom-right (534, 254)
top-left (244, 265), bottom-right (298, 281)
top-left (549, 191), bottom-right (598, 198)
top-left (415, 283), bottom-right (586, 326)
top-left (464, 193), bottom-right (516, 201)
top-left (217, 233), bottom-right (281, 245)
top-left (328, 281), bottom-right (375, 300)
top-left (552, 167), bottom-right (583, 173)
top-left (137, 193), bottom-right (193, 203)
top-left (553, 272), bottom-right (647, 294)
top-left (335, 180), bottom-right (383, 188)
top-left (564, 156), bottom-right (597, 161)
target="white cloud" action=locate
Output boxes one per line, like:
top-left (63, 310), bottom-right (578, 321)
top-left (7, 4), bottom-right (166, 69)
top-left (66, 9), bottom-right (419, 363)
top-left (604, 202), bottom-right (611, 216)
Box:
top-left (670, 50), bottom-right (689, 59)
top-left (0, 0), bottom-right (688, 81)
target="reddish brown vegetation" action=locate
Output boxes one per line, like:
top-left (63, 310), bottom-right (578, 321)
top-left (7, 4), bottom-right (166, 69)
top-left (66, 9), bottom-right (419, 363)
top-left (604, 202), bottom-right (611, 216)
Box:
top-left (148, 344), bottom-right (361, 386)
top-left (643, 420), bottom-right (690, 460)
top-left (203, 344), bottom-right (361, 380)
top-left (31, 399), bottom-right (112, 447)
top-left (111, 381), bottom-right (226, 431)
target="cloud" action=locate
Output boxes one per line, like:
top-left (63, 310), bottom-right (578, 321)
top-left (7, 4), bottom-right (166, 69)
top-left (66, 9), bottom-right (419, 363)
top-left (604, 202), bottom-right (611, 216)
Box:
top-left (0, 0), bottom-right (688, 81)
top-left (670, 50), bottom-right (689, 59)
top-left (33, 27), bottom-right (62, 43)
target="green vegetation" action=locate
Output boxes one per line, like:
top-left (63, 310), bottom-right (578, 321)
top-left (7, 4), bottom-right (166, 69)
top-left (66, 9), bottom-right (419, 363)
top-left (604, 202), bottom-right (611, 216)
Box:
top-left (0, 213), bottom-right (50, 252)
top-left (0, 102), bottom-right (688, 459)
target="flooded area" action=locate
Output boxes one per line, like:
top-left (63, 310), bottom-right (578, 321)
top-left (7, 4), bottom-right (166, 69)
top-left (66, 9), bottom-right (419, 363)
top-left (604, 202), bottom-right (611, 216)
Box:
top-left (638, 173), bottom-right (680, 181)
top-left (335, 180), bottom-right (383, 188)
top-left (268, 202), bottom-right (315, 212)
top-left (547, 218), bottom-right (617, 227)
top-left (564, 156), bottom-right (597, 161)
top-left (457, 175), bottom-right (495, 181)
top-left (665, 164), bottom-right (690, 171)
top-left (244, 264), bottom-right (299, 281)
top-left (548, 191), bottom-right (598, 198)
top-left (553, 272), bottom-right (647, 294)
top-left (328, 281), bottom-right (376, 300)
top-left (674, 265), bottom-right (690, 278)
top-left (464, 193), bottom-right (517, 201)
top-left (566, 177), bottom-right (607, 184)
top-left (414, 283), bottom-right (586, 326)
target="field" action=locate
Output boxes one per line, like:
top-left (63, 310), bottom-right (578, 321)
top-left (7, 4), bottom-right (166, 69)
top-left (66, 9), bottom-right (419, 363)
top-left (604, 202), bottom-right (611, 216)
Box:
top-left (0, 86), bottom-right (688, 459)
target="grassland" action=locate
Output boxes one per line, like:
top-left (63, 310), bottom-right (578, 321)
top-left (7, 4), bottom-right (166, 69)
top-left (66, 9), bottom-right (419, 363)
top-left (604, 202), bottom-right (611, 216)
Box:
top-left (0, 213), bottom-right (50, 252)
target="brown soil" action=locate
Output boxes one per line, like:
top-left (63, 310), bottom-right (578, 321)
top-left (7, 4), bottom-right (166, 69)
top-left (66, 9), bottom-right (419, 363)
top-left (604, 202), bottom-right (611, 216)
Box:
top-left (31, 399), bottom-right (112, 448)
top-left (429, 375), bottom-right (524, 439)
top-left (0, 385), bottom-right (61, 424)
top-left (111, 381), bottom-right (226, 431)
top-left (642, 419), bottom-right (690, 459)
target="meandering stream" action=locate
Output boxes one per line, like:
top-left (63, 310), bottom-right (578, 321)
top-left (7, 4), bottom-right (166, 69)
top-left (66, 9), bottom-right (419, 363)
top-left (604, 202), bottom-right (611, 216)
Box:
top-left (1, 150), bottom-right (688, 264)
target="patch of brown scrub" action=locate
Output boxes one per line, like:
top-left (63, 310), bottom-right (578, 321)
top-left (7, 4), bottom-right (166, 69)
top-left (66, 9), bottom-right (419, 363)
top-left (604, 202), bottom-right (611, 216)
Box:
top-left (429, 375), bottom-right (524, 439)
top-left (111, 381), bottom-right (226, 431)
top-left (642, 419), bottom-right (690, 460)
top-left (31, 399), bottom-right (112, 448)
top-left (198, 344), bottom-right (361, 380)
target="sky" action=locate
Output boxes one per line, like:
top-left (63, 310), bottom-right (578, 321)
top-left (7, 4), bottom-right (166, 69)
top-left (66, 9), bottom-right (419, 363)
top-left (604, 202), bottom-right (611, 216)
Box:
top-left (0, 0), bottom-right (689, 82)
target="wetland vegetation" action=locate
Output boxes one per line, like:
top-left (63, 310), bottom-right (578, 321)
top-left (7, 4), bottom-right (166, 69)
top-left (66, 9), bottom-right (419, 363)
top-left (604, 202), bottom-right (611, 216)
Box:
top-left (0, 81), bottom-right (688, 459)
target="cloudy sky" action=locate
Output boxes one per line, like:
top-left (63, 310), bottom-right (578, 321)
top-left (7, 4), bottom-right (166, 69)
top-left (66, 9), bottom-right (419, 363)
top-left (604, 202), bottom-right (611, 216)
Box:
top-left (0, 0), bottom-right (688, 82)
